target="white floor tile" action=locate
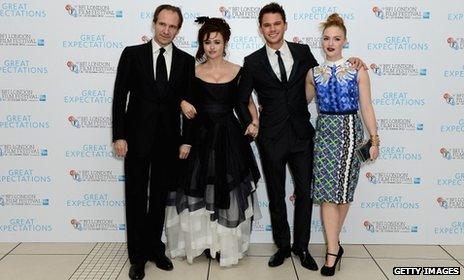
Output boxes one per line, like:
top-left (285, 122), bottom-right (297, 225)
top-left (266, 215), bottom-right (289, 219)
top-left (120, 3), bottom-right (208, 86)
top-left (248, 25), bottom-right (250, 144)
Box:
top-left (365, 245), bottom-right (451, 259)
top-left (11, 242), bottom-right (96, 255)
top-left (209, 256), bottom-right (297, 280)
top-left (309, 244), bottom-right (371, 258)
top-left (442, 245), bottom-right (464, 260)
top-left (246, 243), bottom-right (277, 256)
top-left (0, 242), bottom-right (19, 254)
top-left (0, 255), bottom-right (86, 280)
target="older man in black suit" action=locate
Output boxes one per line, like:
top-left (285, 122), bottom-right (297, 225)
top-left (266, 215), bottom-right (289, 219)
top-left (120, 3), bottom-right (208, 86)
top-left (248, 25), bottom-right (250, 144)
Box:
top-left (112, 4), bottom-right (194, 280)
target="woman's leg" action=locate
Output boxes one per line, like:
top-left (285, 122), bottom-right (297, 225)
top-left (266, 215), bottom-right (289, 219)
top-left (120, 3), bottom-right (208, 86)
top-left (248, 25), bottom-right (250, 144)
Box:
top-left (321, 202), bottom-right (340, 266)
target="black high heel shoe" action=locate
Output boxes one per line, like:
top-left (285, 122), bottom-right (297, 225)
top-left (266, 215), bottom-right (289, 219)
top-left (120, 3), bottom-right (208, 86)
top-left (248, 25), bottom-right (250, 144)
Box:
top-left (320, 245), bottom-right (344, 276)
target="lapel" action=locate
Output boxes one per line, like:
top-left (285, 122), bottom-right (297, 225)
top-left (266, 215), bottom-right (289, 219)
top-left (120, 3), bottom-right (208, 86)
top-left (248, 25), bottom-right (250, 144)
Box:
top-left (258, 46), bottom-right (281, 85)
top-left (287, 41), bottom-right (300, 84)
top-left (138, 41), bottom-right (156, 89)
top-left (168, 44), bottom-right (182, 88)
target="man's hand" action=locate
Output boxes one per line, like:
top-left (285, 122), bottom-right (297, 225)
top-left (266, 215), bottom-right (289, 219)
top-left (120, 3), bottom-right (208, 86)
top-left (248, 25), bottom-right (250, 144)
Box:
top-left (244, 123), bottom-right (259, 139)
top-left (181, 100), bottom-right (197, 119)
top-left (179, 144), bottom-right (191, 159)
top-left (348, 57), bottom-right (368, 71)
top-left (113, 139), bottom-right (128, 157)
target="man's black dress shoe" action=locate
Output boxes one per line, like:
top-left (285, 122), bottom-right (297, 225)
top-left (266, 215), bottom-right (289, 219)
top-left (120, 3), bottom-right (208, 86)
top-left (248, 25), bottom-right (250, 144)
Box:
top-left (129, 263), bottom-right (145, 280)
top-left (268, 249), bottom-right (291, 267)
top-left (150, 254), bottom-right (174, 271)
top-left (292, 248), bottom-right (318, 271)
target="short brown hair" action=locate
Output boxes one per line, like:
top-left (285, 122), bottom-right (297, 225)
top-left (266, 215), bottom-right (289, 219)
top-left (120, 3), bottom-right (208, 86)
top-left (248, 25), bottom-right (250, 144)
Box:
top-left (259, 2), bottom-right (286, 26)
top-left (153, 4), bottom-right (183, 29)
top-left (195, 18), bottom-right (231, 62)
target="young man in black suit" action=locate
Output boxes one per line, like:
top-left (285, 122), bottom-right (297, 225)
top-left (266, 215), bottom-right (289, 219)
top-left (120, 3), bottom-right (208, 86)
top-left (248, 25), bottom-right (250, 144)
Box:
top-left (112, 5), bottom-right (195, 280)
top-left (236, 2), bottom-right (319, 270)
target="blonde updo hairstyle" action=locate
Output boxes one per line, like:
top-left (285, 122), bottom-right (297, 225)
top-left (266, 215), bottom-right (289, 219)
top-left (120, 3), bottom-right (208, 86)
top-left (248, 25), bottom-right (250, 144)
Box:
top-left (320, 13), bottom-right (347, 38)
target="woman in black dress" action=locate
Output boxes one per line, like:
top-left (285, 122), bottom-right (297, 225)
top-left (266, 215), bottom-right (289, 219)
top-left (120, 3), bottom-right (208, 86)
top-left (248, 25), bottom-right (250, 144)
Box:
top-left (165, 17), bottom-right (261, 267)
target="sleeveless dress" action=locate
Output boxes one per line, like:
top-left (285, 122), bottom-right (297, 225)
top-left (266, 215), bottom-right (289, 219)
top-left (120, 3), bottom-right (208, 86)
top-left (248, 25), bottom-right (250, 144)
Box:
top-left (312, 59), bottom-right (364, 204)
top-left (165, 70), bottom-right (262, 266)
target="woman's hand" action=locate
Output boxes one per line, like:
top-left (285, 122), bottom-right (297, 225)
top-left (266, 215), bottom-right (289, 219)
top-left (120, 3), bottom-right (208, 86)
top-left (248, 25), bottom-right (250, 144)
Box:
top-left (181, 100), bottom-right (197, 119)
top-left (369, 146), bottom-right (379, 161)
top-left (244, 122), bottom-right (259, 139)
top-left (179, 144), bottom-right (191, 159)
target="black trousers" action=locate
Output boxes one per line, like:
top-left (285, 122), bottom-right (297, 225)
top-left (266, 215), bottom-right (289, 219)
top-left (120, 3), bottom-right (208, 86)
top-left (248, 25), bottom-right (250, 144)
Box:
top-left (124, 134), bottom-right (177, 265)
top-left (257, 127), bottom-right (314, 251)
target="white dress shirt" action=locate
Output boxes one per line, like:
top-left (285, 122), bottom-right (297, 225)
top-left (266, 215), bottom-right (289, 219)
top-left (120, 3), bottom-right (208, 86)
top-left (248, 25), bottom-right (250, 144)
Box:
top-left (152, 39), bottom-right (173, 80)
top-left (265, 41), bottom-right (294, 81)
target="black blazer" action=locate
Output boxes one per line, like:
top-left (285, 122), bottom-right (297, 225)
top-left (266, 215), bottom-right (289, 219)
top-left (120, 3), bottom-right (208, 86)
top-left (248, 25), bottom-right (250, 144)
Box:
top-left (112, 41), bottom-right (195, 157)
top-left (237, 41), bottom-right (318, 139)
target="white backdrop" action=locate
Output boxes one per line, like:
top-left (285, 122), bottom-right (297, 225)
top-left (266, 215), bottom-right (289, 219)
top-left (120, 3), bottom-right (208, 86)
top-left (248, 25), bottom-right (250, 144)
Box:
top-left (1, 0), bottom-right (463, 244)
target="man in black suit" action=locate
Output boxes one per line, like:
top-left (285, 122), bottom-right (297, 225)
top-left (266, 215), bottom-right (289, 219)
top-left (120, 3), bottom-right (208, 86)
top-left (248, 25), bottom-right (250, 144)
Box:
top-left (236, 2), bottom-right (319, 270)
top-left (112, 5), bottom-right (194, 280)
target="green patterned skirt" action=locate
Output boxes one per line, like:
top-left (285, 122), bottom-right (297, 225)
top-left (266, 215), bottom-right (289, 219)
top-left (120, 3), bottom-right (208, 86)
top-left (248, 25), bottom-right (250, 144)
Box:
top-left (312, 113), bottom-right (364, 204)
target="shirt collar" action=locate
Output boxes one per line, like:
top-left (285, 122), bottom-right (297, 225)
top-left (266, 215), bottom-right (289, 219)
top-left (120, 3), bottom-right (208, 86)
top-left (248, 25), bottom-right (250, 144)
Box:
top-left (152, 39), bottom-right (173, 54)
top-left (266, 41), bottom-right (290, 58)
top-left (323, 57), bottom-right (346, 67)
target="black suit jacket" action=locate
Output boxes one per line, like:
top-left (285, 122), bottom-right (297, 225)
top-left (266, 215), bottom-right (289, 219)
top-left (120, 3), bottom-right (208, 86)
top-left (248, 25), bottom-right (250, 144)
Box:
top-left (237, 41), bottom-right (318, 139)
top-left (112, 41), bottom-right (195, 157)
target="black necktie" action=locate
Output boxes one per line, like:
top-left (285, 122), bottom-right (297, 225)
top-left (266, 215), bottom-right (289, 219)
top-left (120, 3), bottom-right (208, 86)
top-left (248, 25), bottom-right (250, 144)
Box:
top-left (275, 50), bottom-right (287, 84)
top-left (156, 47), bottom-right (168, 94)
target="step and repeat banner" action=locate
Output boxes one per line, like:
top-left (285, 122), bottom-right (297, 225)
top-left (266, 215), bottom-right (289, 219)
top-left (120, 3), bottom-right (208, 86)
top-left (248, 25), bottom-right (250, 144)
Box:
top-left (0, 1), bottom-right (463, 244)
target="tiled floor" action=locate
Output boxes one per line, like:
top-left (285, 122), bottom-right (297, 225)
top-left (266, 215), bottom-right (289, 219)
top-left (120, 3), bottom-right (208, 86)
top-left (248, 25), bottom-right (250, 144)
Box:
top-left (0, 243), bottom-right (462, 280)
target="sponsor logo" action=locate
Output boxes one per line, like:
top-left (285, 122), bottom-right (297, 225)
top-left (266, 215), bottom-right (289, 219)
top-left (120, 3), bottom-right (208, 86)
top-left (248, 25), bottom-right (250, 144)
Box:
top-left (0, 115), bottom-right (49, 129)
top-left (365, 172), bottom-right (420, 185)
top-left (0, 59), bottom-right (48, 74)
top-left (67, 115), bottom-right (111, 129)
top-left (0, 145), bottom-right (47, 157)
top-left (0, 194), bottom-right (49, 206)
top-left (66, 60), bottom-right (116, 74)
top-left (69, 169), bottom-right (124, 182)
top-left (363, 220), bottom-right (418, 233)
top-left (70, 218), bottom-right (125, 231)
top-left (369, 63), bottom-right (426, 76)
top-left (360, 196), bottom-right (420, 209)
top-left (443, 92), bottom-right (464, 106)
top-left (447, 37), bottom-right (464, 50)
top-left (0, 33), bottom-right (44, 46)
top-left (437, 197), bottom-right (464, 209)
top-left (65, 4), bottom-right (122, 18)
top-left (219, 6), bottom-right (260, 19)
top-left (440, 148), bottom-right (464, 160)
top-left (378, 118), bottom-right (423, 131)
top-left (0, 89), bottom-right (46, 102)
top-left (372, 6), bottom-right (430, 20)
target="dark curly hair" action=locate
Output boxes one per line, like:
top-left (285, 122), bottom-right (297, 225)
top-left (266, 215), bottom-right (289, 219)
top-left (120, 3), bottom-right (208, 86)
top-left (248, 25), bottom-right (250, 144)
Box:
top-left (195, 17), bottom-right (231, 62)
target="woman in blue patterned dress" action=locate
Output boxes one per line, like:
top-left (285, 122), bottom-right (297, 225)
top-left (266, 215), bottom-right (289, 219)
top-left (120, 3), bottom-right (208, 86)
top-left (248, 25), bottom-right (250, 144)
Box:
top-left (305, 13), bottom-right (379, 276)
